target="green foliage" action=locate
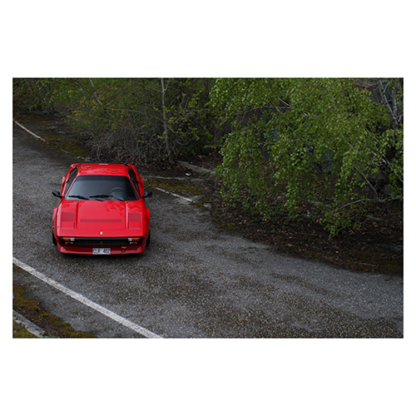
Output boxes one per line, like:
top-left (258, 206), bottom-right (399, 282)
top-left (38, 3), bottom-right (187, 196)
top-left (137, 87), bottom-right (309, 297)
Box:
top-left (13, 77), bottom-right (403, 237)
top-left (210, 78), bottom-right (403, 236)
top-left (13, 78), bottom-right (221, 163)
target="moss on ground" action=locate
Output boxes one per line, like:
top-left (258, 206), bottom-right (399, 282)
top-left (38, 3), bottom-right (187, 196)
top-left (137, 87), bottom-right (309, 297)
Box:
top-left (13, 281), bottom-right (95, 338)
top-left (145, 176), bottom-right (203, 198)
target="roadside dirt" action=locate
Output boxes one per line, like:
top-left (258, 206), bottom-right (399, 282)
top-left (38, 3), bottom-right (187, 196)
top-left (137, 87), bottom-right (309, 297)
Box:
top-left (207, 184), bottom-right (403, 275)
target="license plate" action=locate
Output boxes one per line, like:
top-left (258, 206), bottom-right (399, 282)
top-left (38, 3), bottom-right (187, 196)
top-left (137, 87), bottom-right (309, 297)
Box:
top-left (93, 248), bottom-right (111, 255)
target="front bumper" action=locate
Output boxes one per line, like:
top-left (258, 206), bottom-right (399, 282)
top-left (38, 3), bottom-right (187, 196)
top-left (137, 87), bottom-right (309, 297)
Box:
top-left (56, 235), bottom-right (148, 255)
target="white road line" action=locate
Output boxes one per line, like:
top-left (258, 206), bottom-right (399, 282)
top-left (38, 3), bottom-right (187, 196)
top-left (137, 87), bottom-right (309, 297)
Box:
top-left (13, 257), bottom-right (163, 339)
top-left (154, 187), bottom-right (195, 204)
top-left (13, 119), bottom-right (46, 142)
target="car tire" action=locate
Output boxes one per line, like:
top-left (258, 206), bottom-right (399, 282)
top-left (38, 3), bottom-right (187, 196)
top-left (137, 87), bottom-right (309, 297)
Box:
top-left (146, 230), bottom-right (151, 247)
top-left (52, 231), bottom-right (57, 246)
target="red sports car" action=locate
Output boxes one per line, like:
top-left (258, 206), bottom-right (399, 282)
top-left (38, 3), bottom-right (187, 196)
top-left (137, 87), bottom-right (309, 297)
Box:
top-left (52, 163), bottom-right (152, 255)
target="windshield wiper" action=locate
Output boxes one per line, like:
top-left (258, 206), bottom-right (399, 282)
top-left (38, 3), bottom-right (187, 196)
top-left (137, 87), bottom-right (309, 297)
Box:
top-left (89, 194), bottom-right (110, 198)
top-left (89, 194), bottom-right (123, 201)
top-left (67, 195), bottom-right (89, 200)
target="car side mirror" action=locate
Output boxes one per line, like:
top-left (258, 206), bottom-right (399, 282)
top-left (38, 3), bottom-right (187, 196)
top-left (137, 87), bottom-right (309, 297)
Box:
top-left (143, 191), bottom-right (153, 198)
top-left (52, 190), bottom-right (63, 198)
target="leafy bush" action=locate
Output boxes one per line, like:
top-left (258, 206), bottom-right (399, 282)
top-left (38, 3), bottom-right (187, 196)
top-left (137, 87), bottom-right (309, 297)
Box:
top-left (210, 78), bottom-right (403, 237)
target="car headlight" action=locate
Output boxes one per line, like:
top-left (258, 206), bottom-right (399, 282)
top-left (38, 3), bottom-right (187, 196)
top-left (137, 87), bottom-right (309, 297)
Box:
top-left (128, 237), bottom-right (142, 244)
top-left (61, 237), bottom-right (75, 244)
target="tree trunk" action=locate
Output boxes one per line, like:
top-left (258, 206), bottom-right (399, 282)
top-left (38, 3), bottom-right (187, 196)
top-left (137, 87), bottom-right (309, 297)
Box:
top-left (161, 78), bottom-right (173, 164)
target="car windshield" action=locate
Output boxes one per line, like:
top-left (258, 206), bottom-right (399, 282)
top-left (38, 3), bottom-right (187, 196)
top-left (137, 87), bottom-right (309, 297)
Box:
top-left (66, 175), bottom-right (138, 201)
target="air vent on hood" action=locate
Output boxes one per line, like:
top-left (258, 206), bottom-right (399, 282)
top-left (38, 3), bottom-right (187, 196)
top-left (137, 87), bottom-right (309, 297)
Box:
top-left (62, 211), bottom-right (75, 229)
top-left (128, 212), bottom-right (142, 229)
top-left (81, 219), bottom-right (123, 223)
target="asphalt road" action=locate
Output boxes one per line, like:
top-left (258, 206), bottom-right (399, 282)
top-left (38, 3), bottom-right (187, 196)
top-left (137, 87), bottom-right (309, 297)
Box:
top-left (12, 118), bottom-right (403, 338)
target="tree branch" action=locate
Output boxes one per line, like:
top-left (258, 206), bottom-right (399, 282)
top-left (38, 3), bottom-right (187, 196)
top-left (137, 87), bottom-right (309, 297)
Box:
top-left (89, 78), bottom-right (102, 105)
top-left (334, 198), bottom-right (372, 212)
top-left (360, 171), bottom-right (381, 201)
top-left (377, 79), bottom-right (398, 129)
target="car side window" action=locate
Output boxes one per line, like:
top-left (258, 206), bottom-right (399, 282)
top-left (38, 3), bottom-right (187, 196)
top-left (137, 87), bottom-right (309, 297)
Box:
top-left (64, 168), bottom-right (78, 196)
top-left (128, 169), bottom-right (141, 197)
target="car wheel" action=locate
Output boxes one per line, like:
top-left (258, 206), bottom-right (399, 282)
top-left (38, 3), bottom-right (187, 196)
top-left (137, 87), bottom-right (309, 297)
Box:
top-left (146, 230), bottom-right (151, 247)
top-left (52, 231), bottom-right (57, 246)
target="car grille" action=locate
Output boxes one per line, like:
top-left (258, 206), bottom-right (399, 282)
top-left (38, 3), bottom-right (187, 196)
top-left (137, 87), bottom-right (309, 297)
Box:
top-left (62, 237), bottom-right (131, 246)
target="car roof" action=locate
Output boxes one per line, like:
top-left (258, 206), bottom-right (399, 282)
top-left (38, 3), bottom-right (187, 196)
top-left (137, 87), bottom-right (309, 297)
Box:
top-left (76, 163), bottom-right (131, 177)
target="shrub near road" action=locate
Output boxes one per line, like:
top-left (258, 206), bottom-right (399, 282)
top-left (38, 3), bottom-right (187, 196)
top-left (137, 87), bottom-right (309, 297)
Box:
top-left (210, 78), bottom-right (403, 238)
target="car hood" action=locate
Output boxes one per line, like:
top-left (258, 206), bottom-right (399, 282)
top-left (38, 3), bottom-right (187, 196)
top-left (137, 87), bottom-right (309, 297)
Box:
top-left (57, 199), bottom-right (144, 232)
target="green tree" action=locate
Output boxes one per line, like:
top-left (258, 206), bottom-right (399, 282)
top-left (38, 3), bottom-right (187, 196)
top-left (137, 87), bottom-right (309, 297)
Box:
top-left (210, 78), bottom-right (403, 236)
top-left (14, 78), bottom-right (221, 164)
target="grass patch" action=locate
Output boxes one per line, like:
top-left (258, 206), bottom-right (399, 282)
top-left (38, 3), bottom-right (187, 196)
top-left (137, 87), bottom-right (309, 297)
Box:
top-left (14, 110), bottom-right (89, 161)
top-left (13, 280), bottom-right (95, 338)
top-left (145, 176), bottom-right (203, 198)
top-left (39, 133), bottom-right (89, 160)
top-left (13, 321), bottom-right (39, 338)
